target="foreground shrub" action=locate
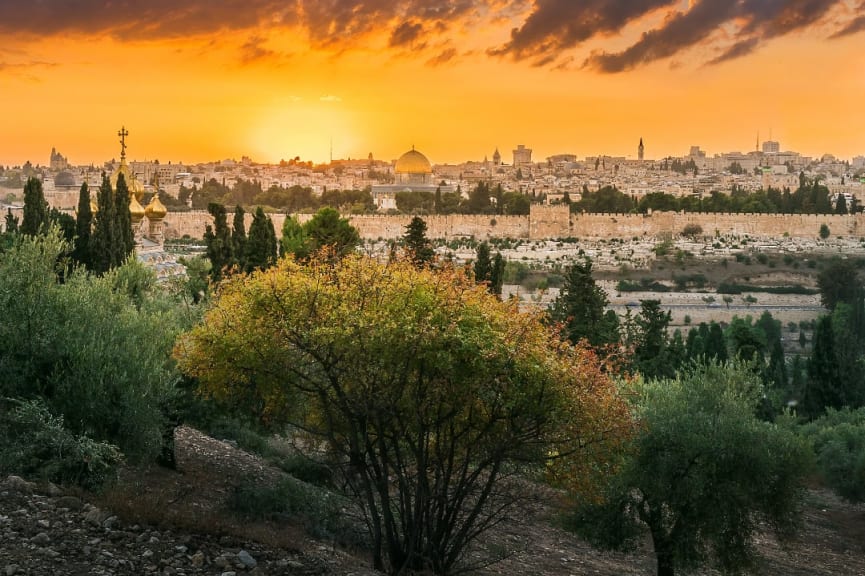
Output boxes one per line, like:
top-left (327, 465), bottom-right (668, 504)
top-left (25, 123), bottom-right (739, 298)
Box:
top-left (800, 408), bottom-right (865, 502)
top-left (0, 399), bottom-right (123, 489)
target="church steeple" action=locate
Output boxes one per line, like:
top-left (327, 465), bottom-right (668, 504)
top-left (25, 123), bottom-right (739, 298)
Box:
top-left (638, 137), bottom-right (645, 162)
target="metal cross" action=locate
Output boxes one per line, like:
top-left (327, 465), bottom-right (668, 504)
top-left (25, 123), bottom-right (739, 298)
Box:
top-left (118, 126), bottom-right (129, 160)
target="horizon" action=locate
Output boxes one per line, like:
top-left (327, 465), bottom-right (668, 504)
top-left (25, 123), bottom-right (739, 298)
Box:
top-left (1, 1), bottom-right (863, 167)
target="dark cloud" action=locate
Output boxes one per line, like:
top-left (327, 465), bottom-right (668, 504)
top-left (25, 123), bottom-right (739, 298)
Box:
top-left (491, 0), bottom-right (678, 59)
top-left (830, 14), bottom-right (865, 39)
top-left (0, 1), bottom-right (289, 39)
top-left (239, 35), bottom-right (277, 64)
top-left (585, 1), bottom-right (738, 73)
top-left (426, 47), bottom-right (458, 66)
top-left (584, 0), bottom-right (849, 73)
top-left (389, 20), bottom-right (425, 48)
top-left (706, 37), bottom-right (761, 66)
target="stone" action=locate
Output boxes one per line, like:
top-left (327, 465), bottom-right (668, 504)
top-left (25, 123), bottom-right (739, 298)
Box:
top-left (189, 551), bottom-right (205, 567)
top-left (5, 565), bottom-right (21, 575)
top-left (30, 532), bottom-right (51, 546)
top-left (236, 550), bottom-right (257, 569)
top-left (2, 476), bottom-right (35, 494)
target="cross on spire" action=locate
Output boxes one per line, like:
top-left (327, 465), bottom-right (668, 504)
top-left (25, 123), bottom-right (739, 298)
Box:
top-left (118, 126), bottom-right (129, 160)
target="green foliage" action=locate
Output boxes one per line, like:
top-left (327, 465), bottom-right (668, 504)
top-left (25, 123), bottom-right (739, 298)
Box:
top-left (228, 478), bottom-right (357, 543)
top-left (300, 207), bottom-right (360, 259)
top-left (817, 257), bottom-right (864, 312)
top-left (279, 215), bottom-right (307, 257)
top-left (245, 207), bottom-right (278, 272)
top-left (819, 223), bottom-right (830, 239)
top-left (21, 177), bottom-right (49, 236)
top-left (799, 408), bottom-right (865, 502)
top-left (628, 300), bottom-right (677, 379)
top-left (204, 202), bottom-right (233, 281)
top-left (232, 205), bottom-right (247, 270)
top-left (0, 232), bottom-right (183, 467)
top-left (568, 362), bottom-right (812, 576)
top-left (549, 258), bottom-right (618, 347)
top-left (402, 216), bottom-right (434, 266)
top-left (91, 174), bottom-right (119, 274)
top-left (114, 173), bottom-right (135, 260)
top-left (72, 182), bottom-right (92, 269)
top-left (0, 398), bottom-right (123, 489)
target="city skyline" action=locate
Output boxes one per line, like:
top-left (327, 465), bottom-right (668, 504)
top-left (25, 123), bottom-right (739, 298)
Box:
top-left (1, 1), bottom-right (863, 166)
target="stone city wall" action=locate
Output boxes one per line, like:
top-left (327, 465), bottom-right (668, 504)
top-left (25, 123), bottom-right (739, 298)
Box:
top-left (160, 205), bottom-right (865, 242)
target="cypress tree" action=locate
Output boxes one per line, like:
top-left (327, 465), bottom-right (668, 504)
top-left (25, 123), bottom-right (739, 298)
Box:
top-left (73, 182), bottom-right (92, 269)
top-left (21, 177), bottom-right (49, 236)
top-left (114, 173), bottom-right (135, 262)
top-left (232, 205), bottom-right (247, 270)
top-left (489, 252), bottom-right (505, 296)
top-left (91, 174), bottom-right (118, 274)
top-left (246, 207), bottom-right (277, 272)
top-left (5, 208), bottom-right (19, 234)
top-left (205, 203), bottom-right (233, 281)
top-left (549, 258), bottom-right (618, 347)
top-left (473, 241), bottom-right (492, 284)
top-left (803, 316), bottom-right (843, 418)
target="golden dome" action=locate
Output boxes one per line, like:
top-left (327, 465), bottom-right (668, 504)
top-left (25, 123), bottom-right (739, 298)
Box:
top-left (394, 148), bottom-right (432, 175)
top-left (145, 194), bottom-right (167, 220)
top-left (110, 159), bottom-right (145, 200)
top-left (130, 195), bottom-right (146, 221)
top-left (90, 200), bottom-right (98, 214)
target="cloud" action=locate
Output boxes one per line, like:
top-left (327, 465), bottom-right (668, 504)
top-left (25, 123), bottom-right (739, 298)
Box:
top-left (239, 35), bottom-right (277, 64)
top-left (491, 0), bottom-right (679, 60)
top-left (389, 20), bottom-right (425, 48)
top-left (426, 47), bottom-right (458, 66)
top-left (830, 14), bottom-right (865, 39)
top-left (583, 0), bottom-right (849, 73)
top-left (319, 95), bottom-right (342, 103)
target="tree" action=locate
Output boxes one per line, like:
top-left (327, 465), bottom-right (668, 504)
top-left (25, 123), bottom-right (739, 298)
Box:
top-left (245, 206), bottom-right (277, 272)
top-left (819, 223), bottom-right (830, 239)
top-left (473, 241), bottom-right (492, 284)
top-left (803, 316), bottom-right (844, 418)
top-left (489, 252), bottom-right (505, 296)
top-left (279, 215), bottom-right (306, 257)
top-left (301, 207), bottom-right (360, 258)
top-left (114, 173), bottom-right (135, 263)
top-left (204, 203), bottom-right (233, 281)
top-left (567, 362), bottom-right (811, 576)
top-left (629, 300), bottom-right (676, 379)
top-left (549, 258), bottom-right (618, 347)
top-left (72, 182), bottom-right (92, 269)
top-left (21, 176), bottom-right (48, 236)
top-left (817, 258), bottom-right (863, 312)
top-left (835, 194), bottom-right (848, 214)
top-left (402, 216), bottom-right (434, 267)
top-left (232, 205), bottom-right (247, 270)
top-left (91, 174), bottom-right (119, 274)
top-left (175, 255), bottom-right (629, 575)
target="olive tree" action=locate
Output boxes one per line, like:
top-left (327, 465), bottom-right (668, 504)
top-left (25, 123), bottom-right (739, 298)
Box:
top-left (565, 362), bottom-right (812, 576)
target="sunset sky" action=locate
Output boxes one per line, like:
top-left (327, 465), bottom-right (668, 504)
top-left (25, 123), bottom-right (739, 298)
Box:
top-left (1, 0), bottom-right (863, 167)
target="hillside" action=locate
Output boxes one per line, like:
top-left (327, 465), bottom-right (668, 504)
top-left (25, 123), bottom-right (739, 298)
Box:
top-left (3, 426), bottom-right (864, 576)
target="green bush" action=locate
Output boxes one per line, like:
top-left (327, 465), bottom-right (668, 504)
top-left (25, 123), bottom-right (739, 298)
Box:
top-left (0, 399), bottom-right (123, 489)
top-left (228, 478), bottom-right (360, 544)
top-left (800, 408), bottom-right (865, 502)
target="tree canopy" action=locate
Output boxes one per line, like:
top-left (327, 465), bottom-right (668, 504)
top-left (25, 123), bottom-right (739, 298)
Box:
top-left (175, 254), bottom-right (629, 575)
top-left (565, 362), bottom-right (812, 576)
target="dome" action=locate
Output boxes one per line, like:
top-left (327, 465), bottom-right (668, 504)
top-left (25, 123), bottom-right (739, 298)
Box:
top-left (395, 148), bottom-right (432, 175)
top-left (54, 171), bottom-right (76, 187)
top-left (111, 159), bottom-right (145, 199)
top-left (130, 195), bottom-right (146, 221)
top-left (145, 194), bottom-right (167, 220)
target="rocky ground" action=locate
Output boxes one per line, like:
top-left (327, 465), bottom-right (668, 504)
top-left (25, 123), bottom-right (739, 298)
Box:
top-left (2, 427), bottom-right (864, 576)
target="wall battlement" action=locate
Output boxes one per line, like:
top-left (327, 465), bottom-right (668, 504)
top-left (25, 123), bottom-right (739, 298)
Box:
top-left (161, 205), bottom-right (865, 243)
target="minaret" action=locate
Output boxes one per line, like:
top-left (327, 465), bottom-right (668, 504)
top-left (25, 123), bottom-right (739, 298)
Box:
top-left (638, 138), bottom-right (644, 162)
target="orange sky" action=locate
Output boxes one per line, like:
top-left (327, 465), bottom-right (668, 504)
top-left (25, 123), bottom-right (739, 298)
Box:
top-left (1, 0), bottom-right (863, 167)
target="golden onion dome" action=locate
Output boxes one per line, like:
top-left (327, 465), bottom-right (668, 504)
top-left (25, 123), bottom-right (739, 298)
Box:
top-left (394, 147), bottom-right (432, 175)
top-left (90, 200), bottom-right (98, 214)
top-left (145, 194), bottom-right (167, 220)
top-left (110, 159), bottom-right (145, 200)
top-left (129, 194), bottom-right (146, 221)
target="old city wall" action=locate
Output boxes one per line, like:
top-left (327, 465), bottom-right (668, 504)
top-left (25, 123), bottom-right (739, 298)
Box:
top-left (161, 205), bottom-right (865, 242)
